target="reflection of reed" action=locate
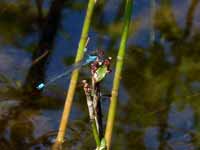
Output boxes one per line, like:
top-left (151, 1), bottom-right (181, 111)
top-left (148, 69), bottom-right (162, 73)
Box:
top-left (184, 0), bottom-right (199, 38)
top-left (31, 50), bottom-right (49, 66)
top-left (23, 0), bottom-right (65, 94)
top-left (0, 1), bottom-right (13, 15)
top-left (150, 0), bottom-right (156, 44)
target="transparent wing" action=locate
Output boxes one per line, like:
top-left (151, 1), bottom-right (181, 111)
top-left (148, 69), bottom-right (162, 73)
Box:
top-left (36, 55), bottom-right (97, 90)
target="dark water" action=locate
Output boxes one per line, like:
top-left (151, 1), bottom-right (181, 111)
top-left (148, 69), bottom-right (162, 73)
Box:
top-left (0, 0), bottom-right (200, 150)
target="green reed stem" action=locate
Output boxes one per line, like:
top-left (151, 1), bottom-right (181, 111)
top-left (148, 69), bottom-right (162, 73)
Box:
top-left (92, 120), bottom-right (101, 147)
top-left (52, 0), bottom-right (96, 149)
top-left (105, 0), bottom-right (133, 149)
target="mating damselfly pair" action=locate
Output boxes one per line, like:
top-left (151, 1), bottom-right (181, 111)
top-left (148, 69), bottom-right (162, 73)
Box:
top-left (36, 49), bottom-right (105, 90)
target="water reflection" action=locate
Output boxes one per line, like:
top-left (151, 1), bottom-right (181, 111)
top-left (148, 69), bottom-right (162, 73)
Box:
top-left (0, 0), bottom-right (200, 150)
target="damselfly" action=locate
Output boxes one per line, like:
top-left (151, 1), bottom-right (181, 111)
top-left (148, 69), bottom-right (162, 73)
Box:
top-left (36, 53), bottom-right (98, 90)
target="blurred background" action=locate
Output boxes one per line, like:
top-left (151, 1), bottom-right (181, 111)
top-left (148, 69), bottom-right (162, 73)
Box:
top-left (0, 0), bottom-right (199, 149)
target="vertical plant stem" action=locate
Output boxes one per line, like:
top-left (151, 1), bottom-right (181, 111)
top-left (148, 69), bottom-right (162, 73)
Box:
top-left (83, 81), bottom-right (100, 147)
top-left (92, 120), bottom-right (101, 146)
top-left (105, 0), bottom-right (133, 149)
top-left (53, 0), bottom-right (96, 148)
top-left (83, 80), bottom-right (101, 147)
top-left (92, 80), bottom-right (103, 140)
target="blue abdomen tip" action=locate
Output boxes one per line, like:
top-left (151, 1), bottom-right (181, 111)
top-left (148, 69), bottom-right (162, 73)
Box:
top-left (37, 83), bottom-right (45, 90)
